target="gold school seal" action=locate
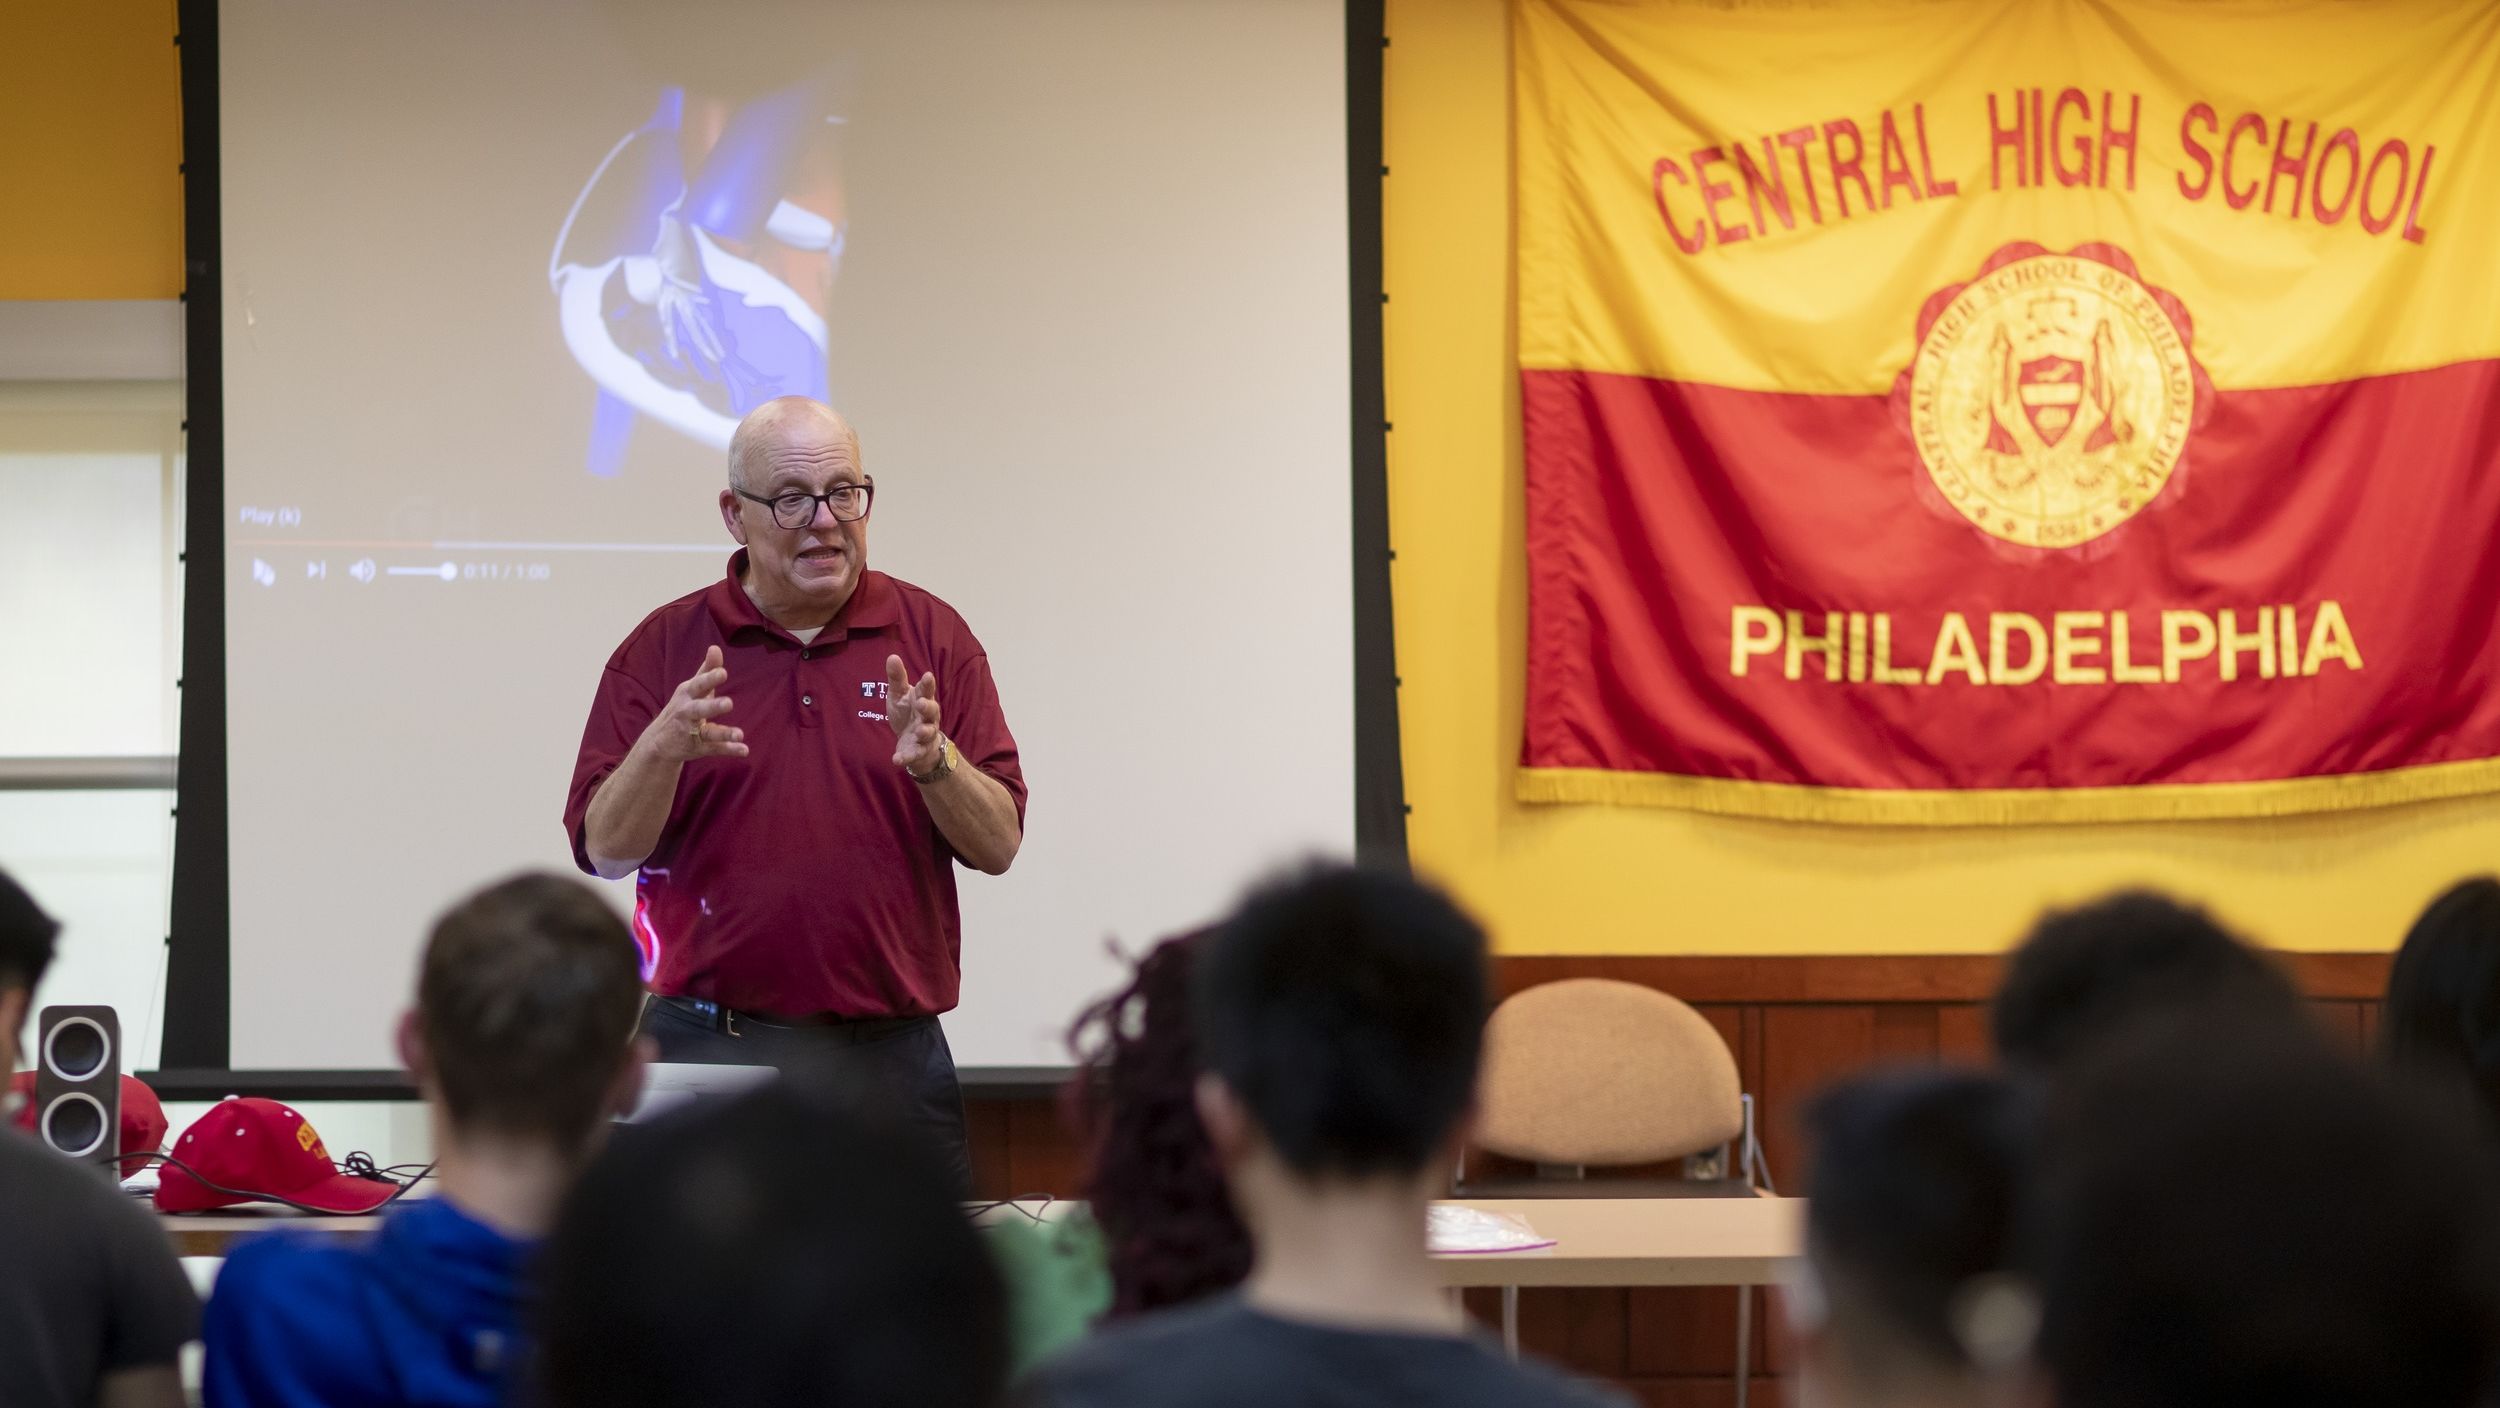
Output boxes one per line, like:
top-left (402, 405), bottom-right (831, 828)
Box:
top-left (1899, 243), bottom-right (2209, 549)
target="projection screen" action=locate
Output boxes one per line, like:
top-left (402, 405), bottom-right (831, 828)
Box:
top-left (218, 0), bottom-right (1353, 1068)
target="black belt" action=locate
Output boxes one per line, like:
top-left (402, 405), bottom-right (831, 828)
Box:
top-left (650, 993), bottom-right (932, 1043)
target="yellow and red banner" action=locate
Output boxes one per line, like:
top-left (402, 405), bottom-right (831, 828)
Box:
top-left (1516, 0), bottom-right (2500, 824)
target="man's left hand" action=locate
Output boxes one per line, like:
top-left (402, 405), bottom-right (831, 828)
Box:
top-left (885, 654), bottom-right (945, 776)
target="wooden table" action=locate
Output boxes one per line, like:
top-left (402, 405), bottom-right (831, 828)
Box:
top-left (165, 1195), bottom-right (1803, 1287)
top-left (1430, 1195), bottom-right (1802, 1287)
top-left (160, 1210), bottom-right (387, 1258)
top-left (1433, 1195), bottom-right (1801, 1405)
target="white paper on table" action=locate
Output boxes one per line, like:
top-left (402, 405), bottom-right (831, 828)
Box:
top-left (1429, 1204), bottom-right (1557, 1254)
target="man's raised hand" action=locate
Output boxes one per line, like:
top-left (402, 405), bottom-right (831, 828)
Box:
top-left (655, 644), bottom-right (747, 762)
top-left (885, 654), bottom-right (943, 774)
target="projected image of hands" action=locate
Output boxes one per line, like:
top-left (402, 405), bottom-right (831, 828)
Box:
top-left (551, 74), bottom-right (847, 476)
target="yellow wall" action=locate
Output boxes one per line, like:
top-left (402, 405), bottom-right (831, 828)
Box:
top-left (1381, 0), bottom-right (2500, 956)
top-left (0, 1), bottom-right (182, 299)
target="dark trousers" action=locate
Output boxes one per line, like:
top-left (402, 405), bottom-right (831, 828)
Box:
top-left (636, 995), bottom-right (973, 1198)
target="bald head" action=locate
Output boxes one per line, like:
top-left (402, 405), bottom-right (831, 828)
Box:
top-left (727, 397), bottom-right (860, 491)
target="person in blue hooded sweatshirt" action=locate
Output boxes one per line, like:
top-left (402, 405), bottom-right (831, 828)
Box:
top-left (202, 872), bottom-right (652, 1408)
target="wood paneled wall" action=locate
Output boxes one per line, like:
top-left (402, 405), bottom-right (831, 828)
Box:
top-left (967, 952), bottom-right (2391, 1407)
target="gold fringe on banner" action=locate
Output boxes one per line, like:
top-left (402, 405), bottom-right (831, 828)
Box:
top-left (1516, 756), bottom-right (2500, 827)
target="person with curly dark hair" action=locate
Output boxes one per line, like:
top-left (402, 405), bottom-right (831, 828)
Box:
top-left (1064, 931), bottom-right (1252, 1319)
top-left (992, 934), bottom-right (1253, 1378)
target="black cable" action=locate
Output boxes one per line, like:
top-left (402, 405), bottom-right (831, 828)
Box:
top-left (964, 1193), bottom-right (1057, 1225)
top-left (121, 1149), bottom-right (436, 1217)
top-left (337, 1150), bottom-right (415, 1182)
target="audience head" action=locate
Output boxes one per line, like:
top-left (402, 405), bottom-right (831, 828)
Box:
top-left (1990, 890), bottom-right (2306, 1073)
top-left (400, 872), bottom-right (649, 1157)
top-left (1192, 862), bottom-right (1489, 1191)
top-left (2381, 876), bottom-right (2500, 1133)
top-left (0, 864), bottom-right (60, 1075)
top-left (535, 1080), bottom-right (1007, 1408)
top-left (1067, 930), bottom-right (1251, 1317)
top-left (1789, 1069), bottom-right (2032, 1408)
top-left (2027, 1010), bottom-right (2500, 1408)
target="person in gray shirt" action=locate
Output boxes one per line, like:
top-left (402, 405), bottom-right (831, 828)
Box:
top-left (1024, 864), bottom-right (1624, 1408)
top-left (0, 866), bottom-right (198, 1408)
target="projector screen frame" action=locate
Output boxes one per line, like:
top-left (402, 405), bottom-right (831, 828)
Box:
top-left (156, 0), bottom-right (1404, 1096)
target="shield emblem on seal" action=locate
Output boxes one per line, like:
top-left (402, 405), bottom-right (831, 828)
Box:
top-left (2018, 355), bottom-right (2085, 445)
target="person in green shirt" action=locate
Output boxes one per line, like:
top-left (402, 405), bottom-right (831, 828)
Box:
top-left (990, 930), bottom-right (1251, 1374)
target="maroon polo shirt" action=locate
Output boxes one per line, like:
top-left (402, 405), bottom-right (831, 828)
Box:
top-left (564, 552), bottom-right (1025, 1018)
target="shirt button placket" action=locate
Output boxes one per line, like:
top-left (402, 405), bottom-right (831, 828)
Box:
top-left (795, 640), bottom-right (823, 728)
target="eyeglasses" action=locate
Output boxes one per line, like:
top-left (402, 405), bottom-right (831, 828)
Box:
top-left (735, 479), bottom-right (874, 530)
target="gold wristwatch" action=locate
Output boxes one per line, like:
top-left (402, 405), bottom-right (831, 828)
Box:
top-left (911, 737), bottom-right (959, 784)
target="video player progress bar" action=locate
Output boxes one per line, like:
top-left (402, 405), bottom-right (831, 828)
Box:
top-left (433, 540), bottom-right (723, 553)
top-left (232, 538), bottom-right (722, 553)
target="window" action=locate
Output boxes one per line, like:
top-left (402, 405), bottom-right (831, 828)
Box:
top-left (0, 380), bottom-right (184, 1067)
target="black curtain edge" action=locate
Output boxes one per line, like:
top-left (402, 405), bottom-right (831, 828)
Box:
top-left (1347, 0), bottom-right (1409, 868)
top-left (164, 0), bottom-right (230, 1069)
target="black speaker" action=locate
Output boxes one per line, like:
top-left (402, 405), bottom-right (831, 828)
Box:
top-left (33, 1006), bottom-right (120, 1173)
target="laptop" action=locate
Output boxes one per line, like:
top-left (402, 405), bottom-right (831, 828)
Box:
top-left (624, 1062), bottom-right (778, 1123)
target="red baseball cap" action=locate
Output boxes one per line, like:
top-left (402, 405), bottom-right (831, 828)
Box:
top-left (154, 1097), bottom-right (398, 1214)
top-left (8, 1072), bottom-right (170, 1165)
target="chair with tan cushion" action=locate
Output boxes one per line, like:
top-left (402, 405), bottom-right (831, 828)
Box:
top-left (1469, 978), bottom-right (1747, 1181)
top-left (1455, 979), bottom-right (1767, 1404)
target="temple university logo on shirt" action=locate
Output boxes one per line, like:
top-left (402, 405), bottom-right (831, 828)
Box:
top-left (860, 681), bottom-right (887, 700)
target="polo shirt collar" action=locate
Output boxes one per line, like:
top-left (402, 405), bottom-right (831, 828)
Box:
top-left (706, 550), bottom-right (902, 643)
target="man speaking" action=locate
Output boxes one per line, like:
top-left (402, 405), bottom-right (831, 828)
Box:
top-left (565, 397), bottom-right (1024, 1186)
